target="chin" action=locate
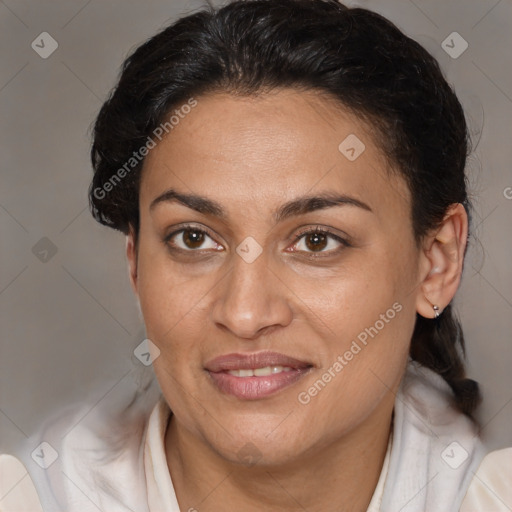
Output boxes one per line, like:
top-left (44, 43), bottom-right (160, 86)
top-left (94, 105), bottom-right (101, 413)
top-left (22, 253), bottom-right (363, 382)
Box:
top-left (221, 439), bottom-right (301, 469)
top-left (201, 417), bottom-right (310, 468)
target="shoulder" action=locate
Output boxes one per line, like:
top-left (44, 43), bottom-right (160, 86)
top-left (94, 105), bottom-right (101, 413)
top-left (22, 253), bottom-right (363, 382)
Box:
top-left (38, 393), bottom-right (157, 511)
top-left (1, 386), bottom-right (161, 511)
top-left (0, 454), bottom-right (43, 512)
top-left (460, 447), bottom-right (512, 511)
top-left (381, 362), bottom-right (487, 511)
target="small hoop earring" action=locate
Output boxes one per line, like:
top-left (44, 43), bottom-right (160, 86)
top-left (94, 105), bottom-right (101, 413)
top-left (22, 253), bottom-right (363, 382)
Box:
top-left (433, 305), bottom-right (440, 318)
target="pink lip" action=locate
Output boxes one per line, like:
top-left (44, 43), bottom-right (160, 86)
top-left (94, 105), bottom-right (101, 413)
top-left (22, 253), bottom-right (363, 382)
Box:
top-left (205, 351), bottom-right (313, 400)
top-left (205, 351), bottom-right (311, 372)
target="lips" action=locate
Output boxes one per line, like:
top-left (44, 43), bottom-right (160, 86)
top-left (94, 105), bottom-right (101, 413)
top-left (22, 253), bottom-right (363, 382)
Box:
top-left (205, 351), bottom-right (312, 372)
top-left (204, 351), bottom-right (313, 400)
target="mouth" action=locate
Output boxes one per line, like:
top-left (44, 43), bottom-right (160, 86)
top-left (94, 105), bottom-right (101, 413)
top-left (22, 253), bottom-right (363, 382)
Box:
top-left (204, 351), bottom-right (313, 400)
top-left (226, 366), bottom-right (294, 377)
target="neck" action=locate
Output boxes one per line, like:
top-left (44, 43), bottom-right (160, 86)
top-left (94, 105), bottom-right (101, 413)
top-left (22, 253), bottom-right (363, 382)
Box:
top-left (165, 399), bottom-right (393, 512)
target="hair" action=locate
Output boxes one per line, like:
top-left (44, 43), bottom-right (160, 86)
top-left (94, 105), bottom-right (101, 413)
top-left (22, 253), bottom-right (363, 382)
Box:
top-left (89, 0), bottom-right (480, 416)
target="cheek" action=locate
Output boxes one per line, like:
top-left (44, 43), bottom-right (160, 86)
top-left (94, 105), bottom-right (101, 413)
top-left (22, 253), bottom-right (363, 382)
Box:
top-left (136, 255), bottom-right (210, 417)
top-left (291, 245), bottom-right (418, 393)
top-left (136, 241), bottom-right (209, 336)
top-left (292, 244), bottom-right (415, 333)
top-left (293, 295), bottom-right (414, 445)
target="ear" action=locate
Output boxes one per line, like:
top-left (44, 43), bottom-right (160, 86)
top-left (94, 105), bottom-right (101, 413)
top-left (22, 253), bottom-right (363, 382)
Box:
top-left (416, 203), bottom-right (468, 319)
top-left (126, 228), bottom-right (139, 296)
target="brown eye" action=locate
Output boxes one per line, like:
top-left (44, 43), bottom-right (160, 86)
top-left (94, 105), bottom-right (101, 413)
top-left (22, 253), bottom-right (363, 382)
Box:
top-left (305, 232), bottom-right (328, 252)
top-left (182, 229), bottom-right (205, 248)
top-left (290, 228), bottom-right (346, 255)
top-left (166, 226), bottom-right (221, 251)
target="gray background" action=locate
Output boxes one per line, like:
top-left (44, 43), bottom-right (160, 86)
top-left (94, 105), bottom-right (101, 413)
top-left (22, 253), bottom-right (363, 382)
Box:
top-left (1, 0), bottom-right (511, 457)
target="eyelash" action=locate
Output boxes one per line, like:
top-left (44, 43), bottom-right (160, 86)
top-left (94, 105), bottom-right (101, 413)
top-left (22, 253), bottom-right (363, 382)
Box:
top-left (290, 226), bottom-right (350, 256)
top-left (164, 223), bottom-right (220, 251)
top-left (164, 223), bottom-right (350, 256)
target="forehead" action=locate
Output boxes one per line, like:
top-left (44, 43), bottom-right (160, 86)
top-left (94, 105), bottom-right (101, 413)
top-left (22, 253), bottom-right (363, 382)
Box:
top-left (140, 89), bottom-right (410, 219)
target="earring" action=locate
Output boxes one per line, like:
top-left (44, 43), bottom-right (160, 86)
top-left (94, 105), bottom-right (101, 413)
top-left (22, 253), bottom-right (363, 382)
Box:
top-left (433, 305), bottom-right (440, 318)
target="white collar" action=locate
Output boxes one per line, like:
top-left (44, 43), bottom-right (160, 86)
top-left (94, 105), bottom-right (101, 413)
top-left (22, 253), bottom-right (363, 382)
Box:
top-left (144, 398), bottom-right (180, 511)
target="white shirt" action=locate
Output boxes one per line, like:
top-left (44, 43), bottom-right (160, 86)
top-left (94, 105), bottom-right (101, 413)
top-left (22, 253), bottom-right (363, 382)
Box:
top-left (1, 363), bottom-right (511, 511)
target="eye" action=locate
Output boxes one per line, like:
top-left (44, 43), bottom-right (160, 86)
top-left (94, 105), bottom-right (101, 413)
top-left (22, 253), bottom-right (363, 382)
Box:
top-left (289, 227), bottom-right (347, 254)
top-left (166, 226), bottom-right (222, 251)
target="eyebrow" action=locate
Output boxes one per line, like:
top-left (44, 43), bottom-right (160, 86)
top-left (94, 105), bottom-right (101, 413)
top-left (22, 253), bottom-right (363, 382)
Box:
top-left (149, 189), bottom-right (372, 222)
top-left (275, 193), bottom-right (372, 222)
top-left (150, 189), bottom-right (225, 217)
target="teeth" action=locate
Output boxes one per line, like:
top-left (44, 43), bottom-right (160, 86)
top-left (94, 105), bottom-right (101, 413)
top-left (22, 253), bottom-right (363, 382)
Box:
top-left (227, 366), bottom-right (293, 377)
top-left (235, 369), bottom-right (254, 377)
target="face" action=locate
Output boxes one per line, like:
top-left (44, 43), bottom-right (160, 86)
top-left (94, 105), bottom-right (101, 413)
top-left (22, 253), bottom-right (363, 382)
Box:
top-left (130, 89), bottom-right (423, 466)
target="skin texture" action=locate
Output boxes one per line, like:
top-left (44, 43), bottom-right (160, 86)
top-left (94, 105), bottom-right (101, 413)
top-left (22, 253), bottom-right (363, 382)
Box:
top-left (126, 89), bottom-right (468, 511)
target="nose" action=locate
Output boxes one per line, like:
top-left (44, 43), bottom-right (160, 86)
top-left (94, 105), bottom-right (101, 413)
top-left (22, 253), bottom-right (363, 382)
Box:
top-left (211, 253), bottom-right (293, 340)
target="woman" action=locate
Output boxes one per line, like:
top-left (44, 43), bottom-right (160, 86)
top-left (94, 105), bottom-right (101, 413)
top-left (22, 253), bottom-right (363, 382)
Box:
top-left (1, 0), bottom-right (510, 510)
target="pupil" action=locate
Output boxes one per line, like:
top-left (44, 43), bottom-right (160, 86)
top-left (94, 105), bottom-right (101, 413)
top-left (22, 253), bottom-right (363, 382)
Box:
top-left (184, 229), bottom-right (204, 248)
top-left (306, 232), bottom-right (327, 252)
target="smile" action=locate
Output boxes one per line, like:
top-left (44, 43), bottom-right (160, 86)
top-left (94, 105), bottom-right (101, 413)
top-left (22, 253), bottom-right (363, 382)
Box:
top-left (205, 351), bottom-right (313, 400)
top-left (227, 366), bottom-right (293, 377)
